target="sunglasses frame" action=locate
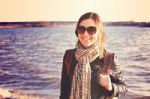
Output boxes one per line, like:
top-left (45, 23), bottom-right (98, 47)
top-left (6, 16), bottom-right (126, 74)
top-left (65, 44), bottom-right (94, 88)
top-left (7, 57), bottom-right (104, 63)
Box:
top-left (76, 26), bottom-right (97, 35)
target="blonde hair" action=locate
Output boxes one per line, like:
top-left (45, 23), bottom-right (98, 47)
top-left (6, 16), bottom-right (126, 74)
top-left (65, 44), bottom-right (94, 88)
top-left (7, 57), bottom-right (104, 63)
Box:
top-left (75, 12), bottom-right (106, 58)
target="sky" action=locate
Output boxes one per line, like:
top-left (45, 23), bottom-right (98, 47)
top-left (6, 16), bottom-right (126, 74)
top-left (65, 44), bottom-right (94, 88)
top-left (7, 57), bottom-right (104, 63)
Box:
top-left (0, 0), bottom-right (150, 22)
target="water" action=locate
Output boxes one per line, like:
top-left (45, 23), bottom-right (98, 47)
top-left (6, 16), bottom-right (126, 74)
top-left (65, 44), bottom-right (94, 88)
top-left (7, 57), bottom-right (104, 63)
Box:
top-left (0, 26), bottom-right (150, 99)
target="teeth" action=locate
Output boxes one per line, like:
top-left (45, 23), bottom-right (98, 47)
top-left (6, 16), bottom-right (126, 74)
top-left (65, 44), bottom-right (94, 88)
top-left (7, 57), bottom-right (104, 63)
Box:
top-left (84, 38), bottom-right (88, 40)
top-left (83, 38), bottom-right (90, 40)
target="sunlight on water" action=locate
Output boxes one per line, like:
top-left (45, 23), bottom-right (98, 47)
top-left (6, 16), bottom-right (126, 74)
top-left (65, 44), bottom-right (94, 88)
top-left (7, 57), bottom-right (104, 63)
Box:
top-left (0, 26), bottom-right (150, 99)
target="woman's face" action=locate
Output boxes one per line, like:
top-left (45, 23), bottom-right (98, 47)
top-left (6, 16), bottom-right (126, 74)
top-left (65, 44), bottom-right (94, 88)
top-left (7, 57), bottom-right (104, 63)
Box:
top-left (77, 18), bottom-right (98, 48)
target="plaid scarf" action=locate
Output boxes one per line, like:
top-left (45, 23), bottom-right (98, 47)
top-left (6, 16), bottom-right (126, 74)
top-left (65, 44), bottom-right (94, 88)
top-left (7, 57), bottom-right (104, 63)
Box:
top-left (70, 42), bottom-right (99, 99)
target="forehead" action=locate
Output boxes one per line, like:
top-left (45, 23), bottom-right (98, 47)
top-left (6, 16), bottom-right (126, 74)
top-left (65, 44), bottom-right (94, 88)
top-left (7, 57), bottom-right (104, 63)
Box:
top-left (79, 18), bottom-right (96, 27)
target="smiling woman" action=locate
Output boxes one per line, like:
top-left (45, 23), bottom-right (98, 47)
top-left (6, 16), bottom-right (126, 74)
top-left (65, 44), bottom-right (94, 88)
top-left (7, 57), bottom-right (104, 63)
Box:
top-left (60, 12), bottom-right (128, 99)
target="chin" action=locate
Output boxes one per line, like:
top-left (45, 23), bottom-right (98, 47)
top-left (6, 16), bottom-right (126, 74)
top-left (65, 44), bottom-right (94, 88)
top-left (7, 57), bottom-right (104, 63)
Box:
top-left (83, 43), bottom-right (92, 48)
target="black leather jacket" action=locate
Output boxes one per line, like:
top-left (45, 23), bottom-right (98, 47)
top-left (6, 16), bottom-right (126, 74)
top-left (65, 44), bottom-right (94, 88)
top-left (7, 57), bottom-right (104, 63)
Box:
top-left (60, 49), bottom-right (128, 99)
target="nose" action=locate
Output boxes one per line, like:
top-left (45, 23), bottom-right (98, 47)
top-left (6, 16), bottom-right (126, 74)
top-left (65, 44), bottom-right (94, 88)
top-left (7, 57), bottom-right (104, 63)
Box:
top-left (83, 30), bottom-right (89, 36)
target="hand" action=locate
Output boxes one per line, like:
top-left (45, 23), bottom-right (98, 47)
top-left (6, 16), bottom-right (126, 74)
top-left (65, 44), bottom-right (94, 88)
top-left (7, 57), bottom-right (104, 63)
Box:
top-left (69, 96), bottom-right (73, 99)
top-left (99, 74), bottom-right (112, 91)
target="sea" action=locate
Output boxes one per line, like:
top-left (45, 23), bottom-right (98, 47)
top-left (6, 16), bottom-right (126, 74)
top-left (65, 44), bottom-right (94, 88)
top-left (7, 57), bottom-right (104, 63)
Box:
top-left (0, 25), bottom-right (150, 99)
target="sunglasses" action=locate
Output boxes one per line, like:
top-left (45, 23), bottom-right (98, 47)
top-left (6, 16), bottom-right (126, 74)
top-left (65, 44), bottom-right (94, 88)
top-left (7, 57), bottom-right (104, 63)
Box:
top-left (76, 26), bottom-right (97, 35)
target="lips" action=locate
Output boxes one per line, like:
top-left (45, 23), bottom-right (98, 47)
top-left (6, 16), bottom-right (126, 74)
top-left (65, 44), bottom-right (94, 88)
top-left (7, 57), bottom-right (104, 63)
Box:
top-left (81, 37), bottom-right (91, 41)
top-left (79, 35), bottom-right (96, 48)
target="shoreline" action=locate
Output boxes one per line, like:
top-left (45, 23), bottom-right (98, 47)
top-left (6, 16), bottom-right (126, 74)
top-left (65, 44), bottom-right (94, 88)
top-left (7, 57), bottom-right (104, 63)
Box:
top-left (0, 88), bottom-right (44, 99)
top-left (0, 87), bottom-right (150, 99)
top-left (0, 21), bottom-right (150, 28)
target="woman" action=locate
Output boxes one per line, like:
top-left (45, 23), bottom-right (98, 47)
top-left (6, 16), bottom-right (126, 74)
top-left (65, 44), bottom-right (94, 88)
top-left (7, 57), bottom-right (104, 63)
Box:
top-left (60, 12), bottom-right (128, 99)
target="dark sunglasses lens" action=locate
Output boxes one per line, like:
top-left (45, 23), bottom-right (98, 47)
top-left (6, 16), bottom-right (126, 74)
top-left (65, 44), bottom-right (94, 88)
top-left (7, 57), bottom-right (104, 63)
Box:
top-left (87, 26), bottom-right (96, 35)
top-left (77, 26), bottom-right (86, 34)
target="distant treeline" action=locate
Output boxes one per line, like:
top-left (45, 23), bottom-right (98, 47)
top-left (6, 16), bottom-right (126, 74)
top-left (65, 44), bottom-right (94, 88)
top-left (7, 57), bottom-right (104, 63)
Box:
top-left (0, 21), bottom-right (76, 28)
top-left (104, 21), bottom-right (150, 27)
top-left (0, 21), bottom-right (150, 28)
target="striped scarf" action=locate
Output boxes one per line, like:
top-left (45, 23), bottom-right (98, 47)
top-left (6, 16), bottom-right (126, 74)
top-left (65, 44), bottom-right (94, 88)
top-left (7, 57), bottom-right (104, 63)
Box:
top-left (70, 42), bottom-right (99, 99)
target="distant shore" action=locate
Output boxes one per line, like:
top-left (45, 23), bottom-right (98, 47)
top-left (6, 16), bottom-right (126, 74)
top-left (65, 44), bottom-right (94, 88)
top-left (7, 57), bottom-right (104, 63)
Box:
top-left (0, 21), bottom-right (76, 28)
top-left (105, 21), bottom-right (150, 27)
top-left (0, 21), bottom-right (150, 28)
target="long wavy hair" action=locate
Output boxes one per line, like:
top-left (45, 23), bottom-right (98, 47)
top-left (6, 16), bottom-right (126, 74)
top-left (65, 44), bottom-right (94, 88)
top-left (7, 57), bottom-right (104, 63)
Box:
top-left (75, 12), bottom-right (106, 58)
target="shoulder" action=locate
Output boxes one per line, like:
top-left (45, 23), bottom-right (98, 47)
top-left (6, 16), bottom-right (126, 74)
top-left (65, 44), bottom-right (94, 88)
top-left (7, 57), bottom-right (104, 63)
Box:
top-left (104, 50), bottom-right (115, 60)
top-left (65, 48), bottom-right (76, 55)
top-left (63, 48), bottom-right (76, 59)
top-left (102, 50), bottom-right (114, 67)
top-left (106, 51), bottom-right (120, 71)
top-left (103, 50), bottom-right (121, 70)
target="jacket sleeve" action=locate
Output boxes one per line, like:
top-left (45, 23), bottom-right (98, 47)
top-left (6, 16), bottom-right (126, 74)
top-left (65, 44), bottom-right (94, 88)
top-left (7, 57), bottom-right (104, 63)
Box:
top-left (60, 51), bottom-right (70, 99)
top-left (109, 55), bottom-right (128, 97)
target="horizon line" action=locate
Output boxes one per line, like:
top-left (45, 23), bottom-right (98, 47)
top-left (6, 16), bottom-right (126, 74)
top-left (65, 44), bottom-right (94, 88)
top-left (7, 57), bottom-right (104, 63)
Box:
top-left (0, 20), bottom-right (150, 23)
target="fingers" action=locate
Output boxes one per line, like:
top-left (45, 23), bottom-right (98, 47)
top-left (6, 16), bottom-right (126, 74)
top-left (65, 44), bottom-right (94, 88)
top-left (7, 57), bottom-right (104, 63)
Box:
top-left (99, 74), bottom-right (112, 90)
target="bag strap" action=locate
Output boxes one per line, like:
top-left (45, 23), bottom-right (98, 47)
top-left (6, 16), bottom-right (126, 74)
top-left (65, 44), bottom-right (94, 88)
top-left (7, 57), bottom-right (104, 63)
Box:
top-left (102, 51), bottom-right (114, 74)
top-left (103, 51), bottom-right (114, 68)
top-left (65, 49), bottom-right (76, 75)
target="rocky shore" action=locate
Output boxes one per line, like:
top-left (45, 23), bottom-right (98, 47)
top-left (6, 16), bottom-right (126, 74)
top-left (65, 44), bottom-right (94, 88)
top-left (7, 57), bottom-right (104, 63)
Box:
top-left (0, 88), bottom-right (44, 99)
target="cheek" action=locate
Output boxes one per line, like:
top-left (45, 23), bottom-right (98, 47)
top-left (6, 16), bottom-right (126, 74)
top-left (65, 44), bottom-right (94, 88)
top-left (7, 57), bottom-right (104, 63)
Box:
top-left (78, 35), bottom-right (82, 40)
top-left (92, 33), bottom-right (98, 41)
